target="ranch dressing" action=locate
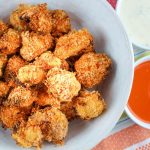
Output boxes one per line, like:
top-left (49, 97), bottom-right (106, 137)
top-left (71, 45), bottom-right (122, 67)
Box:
top-left (118, 0), bottom-right (150, 49)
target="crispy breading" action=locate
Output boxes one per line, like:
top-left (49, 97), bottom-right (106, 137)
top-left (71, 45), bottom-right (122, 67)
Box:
top-left (20, 31), bottom-right (54, 61)
top-left (0, 29), bottom-right (21, 55)
top-left (0, 20), bottom-right (8, 36)
top-left (60, 101), bottom-right (76, 120)
top-left (4, 55), bottom-right (26, 85)
top-left (0, 81), bottom-right (9, 98)
top-left (0, 106), bottom-right (27, 129)
top-left (0, 53), bottom-right (7, 78)
top-left (50, 10), bottom-right (71, 37)
top-left (34, 51), bottom-right (69, 71)
top-left (54, 28), bottom-right (93, 59)
top-left (10, 4), bottom-right (31, 31)
top-left (4, 86), bottom-right (37, 108)
top-left (27, 107), bottom-right (68, 144)
top-left (17, 65), bottom-right (46, 86)
top-left (12, 123), bottom-right (43, 148)
top-left (75, 52), bottom-right (112, 88)
top-left (75, 90), bottom-right (106, 120)
top-left (45, 67), bottom-right (81, 102)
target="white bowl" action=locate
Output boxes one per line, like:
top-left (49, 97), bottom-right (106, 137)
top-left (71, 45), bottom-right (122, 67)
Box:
top-left (125, 55), bottom-right (150, 129)
top-left (116, 0), bottom-right (150, 50)
top-left (0, 0), bottom-right (134, 150)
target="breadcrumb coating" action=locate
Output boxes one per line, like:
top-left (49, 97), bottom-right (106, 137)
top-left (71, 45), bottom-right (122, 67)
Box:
top-left (75, 90), bottom-right (106, 120)
top-left (0, 106), bottom-right (27, 129)
top-left (4, 86), bottom-right (37, 108)
top-left (0, 20), bottom-right (8, 36)
top-left (20, 31), bottom-right (54, 61)
top-left (50, 10), bottom-right (71, 37)
top-left (4, 55), bottom-right (26, 84)
top-left (75, 52), bottom-right (112, 88)
top-left (34, 51), bottom-right (69, 71)
top-left (0, 29), bottom-right (21, 55)
top-left (0, 53), bottom-right (7, 78)
top-left (54, 28), bottom-right (93, 59)
top-left (17, 65), bottom-right (46, 86)
top-left (45, 67), bottom-right (81, 102)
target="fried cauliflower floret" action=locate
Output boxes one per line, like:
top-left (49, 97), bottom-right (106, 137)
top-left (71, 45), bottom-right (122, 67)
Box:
top-left (10, 4), bottom-right (31, 31)
top-left (4, 86), bottom-right (37, 108)
top-left (0, 29), bottom-right (21, 55)
top-left (0, 106), bottom-right (26, 129)
top-left (12, 124), bottom-right (43, 148)
top-left (75, 90), bottom-right (106, 120)
top-left (0, 20), bottom-right (8, 36)
top-left (4, 55), bottom-right (26, 85)
top-left (50, 10), bottom-right (71, 37)
top-left (20, 31), bottom-right (54, 61)
top-left (34, 51), bottom-right (69, 71)
top-left (36, 89), bottom-right (60, 108)
top-left (27, 107), bottom-right (68, 144)
top-left (17, 65), bottom-right (46, 86)
top-left (75, 52), bottom-right (112, 88)
top-left (60, 101), bottom-right (76, 120)
top-left (20, 3), bottom-right (52, 34)
top-left (0, 81), bottom-right (9, 98)
top-left (54, 28), bottom-right (93, 59)
top-left (0, 53), bottom-right (7, 78)
top-left (45, 67), bottom-right (81, 102)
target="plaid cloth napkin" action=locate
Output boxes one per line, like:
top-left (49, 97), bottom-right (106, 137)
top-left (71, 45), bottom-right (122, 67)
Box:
top-left (92, 1), bottom-right (150, 150)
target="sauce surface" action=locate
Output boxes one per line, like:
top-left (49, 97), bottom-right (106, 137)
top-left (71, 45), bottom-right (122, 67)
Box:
top-left (118, 0), bottom-right (150, 48)
top-left (128, 61), bottom-right (150, 123)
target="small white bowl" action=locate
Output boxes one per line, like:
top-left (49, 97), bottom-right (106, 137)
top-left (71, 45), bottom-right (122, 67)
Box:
top-left (116, 0), bottom-right (150, 50)
top-left (125, 55), bottom-right (150, 129)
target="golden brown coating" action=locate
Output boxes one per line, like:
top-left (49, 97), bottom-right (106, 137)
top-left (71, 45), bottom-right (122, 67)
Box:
top-left (45, 67), bottom-right (81, 102)
top-left (28, 107), bottom-right (68, 144)
top-left (0, 81), bottom-right (9, 98)
top-left (60, 101), bottom-right (76, 120)
top-left (4, 86), bottom-right (37, 108)
top-left (0, 20), bottom-right (8, 36)
top-left (0, 29), bottom-right (21, 55)
top-left (0, 106), bottom-right (27, 129)
top-left (34, 51), bottom-right (69, 71)
top-left (10, 4), bottom-right (31, 31)
top-left (75, 52), bottom-right (112, 88)
top-left (20, 31), bottom-right (54, 61)
top-left (0, 53), bottom-right (7, 78)
top-left (12, 123), bottom-right (43, 148)
top-left (36, 89), bottom-right (60, 108)
top-left (17, 65), bottom-right (46, 86)
top-left (75, 90), bottom-right (106, 120)
top-left (54, 28), bottom-right (93, 59)
top-left (51, 10), bottom-right (71, 37)
top-left (4, 55), bottom-right (26, 85)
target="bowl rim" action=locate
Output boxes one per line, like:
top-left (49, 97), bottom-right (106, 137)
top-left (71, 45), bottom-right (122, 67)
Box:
top-left (116, 0), bottom-right (150, 51)
top-left (125, 55), bottom-right (150, 129)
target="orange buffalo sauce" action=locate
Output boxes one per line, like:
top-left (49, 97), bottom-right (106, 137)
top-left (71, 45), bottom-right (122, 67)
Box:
top-left (128, 61), bottom-right (150, 123)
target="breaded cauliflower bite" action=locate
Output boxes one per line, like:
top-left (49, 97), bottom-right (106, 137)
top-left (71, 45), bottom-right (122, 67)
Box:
top-left (4, 55), bottom-right (26, 84)
top-left (75, 90), bottom-right (106, 120)
top-left (54, 28), bottom-right (94, 59)
top-left (4, 86), bottom-right (37, 108)
top-left (75, 52), bottom-right (112, 88)
top-left (0, 53), bottom-right (7, 78)
top-left (0, 29), bottom-right (21, 55)
top-left (60, 101), bottom-right (76, 120)
top-left (17, 65), bottom-right (46, 86)
top-left (20, 31), bottom-right (54, 61)
top-left (0, 20), bottom-right (8, 36)
top-left (12, 107), bottom-right (68, 148)
top-left (0, 106), bottom-right (27, 129)
top-left (0, 81), bottom-right (9, 98)
top-left (45, 67), bottom-right (81, 102)
top-left (34, 51), bottom-right (69, 71)
top-left (50, 10), bottom-right (71, 37)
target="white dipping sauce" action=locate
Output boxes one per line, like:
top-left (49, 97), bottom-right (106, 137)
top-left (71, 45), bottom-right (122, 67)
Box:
top-left (117, 0), bottom-right (150, 49)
